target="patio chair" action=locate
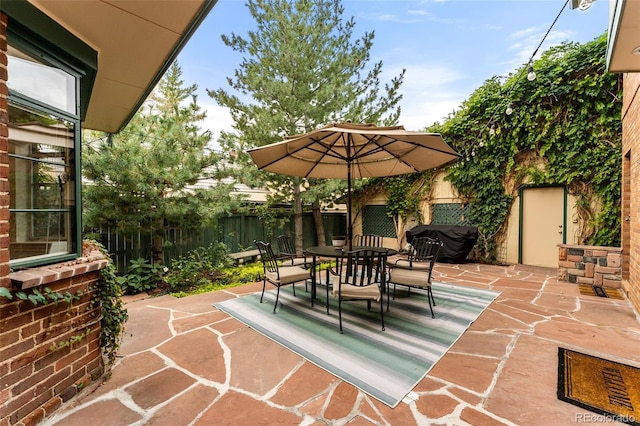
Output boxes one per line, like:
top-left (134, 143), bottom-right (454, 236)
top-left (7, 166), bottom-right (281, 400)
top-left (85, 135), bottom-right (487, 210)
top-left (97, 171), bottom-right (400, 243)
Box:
top-left (387, 236), bottom-right (443, 318)
top-left (332, 248), bottom-right (388, 333)
top-left (254, 240), bottom-right (311, 313)
top-left (276, 235), bottom-right (313, 268)
top-left (353, 234), bottom-right (384, 281)
top-left (276, 234), bottom-right (313, 292)
top-left (354, 234), bottom-right (383, 247)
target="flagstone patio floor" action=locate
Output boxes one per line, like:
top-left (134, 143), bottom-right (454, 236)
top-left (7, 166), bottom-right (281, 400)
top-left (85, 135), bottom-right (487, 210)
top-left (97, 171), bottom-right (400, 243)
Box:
top-left (42, 263), bottom-right (640, 426)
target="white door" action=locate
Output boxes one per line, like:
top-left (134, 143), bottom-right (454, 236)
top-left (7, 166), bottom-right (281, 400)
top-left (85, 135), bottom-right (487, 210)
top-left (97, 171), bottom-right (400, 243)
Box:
top-left (521, 187), bottom-right (565, 267)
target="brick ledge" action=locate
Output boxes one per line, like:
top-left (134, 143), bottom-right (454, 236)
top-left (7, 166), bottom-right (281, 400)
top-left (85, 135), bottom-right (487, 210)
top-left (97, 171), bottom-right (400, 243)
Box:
top-left (10, 250), bottom-right (109, 290)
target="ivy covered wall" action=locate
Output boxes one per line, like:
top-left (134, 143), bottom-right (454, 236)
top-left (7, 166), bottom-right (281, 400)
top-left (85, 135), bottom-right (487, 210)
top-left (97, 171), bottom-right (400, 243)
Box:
top-left (366, 33), bottom-right (622, 264)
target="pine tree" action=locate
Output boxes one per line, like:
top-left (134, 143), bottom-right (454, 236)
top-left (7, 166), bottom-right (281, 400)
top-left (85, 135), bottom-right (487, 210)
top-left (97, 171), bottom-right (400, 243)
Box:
top-left (84, 63), bottom-right (236, 264)
top-left (209, 0), bottom-right (404, 250)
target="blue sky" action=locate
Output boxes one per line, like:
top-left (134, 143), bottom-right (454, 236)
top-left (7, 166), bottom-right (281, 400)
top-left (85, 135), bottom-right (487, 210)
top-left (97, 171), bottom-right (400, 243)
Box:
top-left (177, 0), bottom-right (609, 140)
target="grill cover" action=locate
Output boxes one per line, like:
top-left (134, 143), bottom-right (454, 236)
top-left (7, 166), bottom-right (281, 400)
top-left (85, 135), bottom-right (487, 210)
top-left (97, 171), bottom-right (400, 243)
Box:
top-left (406, 225), bottom-right (478, 263)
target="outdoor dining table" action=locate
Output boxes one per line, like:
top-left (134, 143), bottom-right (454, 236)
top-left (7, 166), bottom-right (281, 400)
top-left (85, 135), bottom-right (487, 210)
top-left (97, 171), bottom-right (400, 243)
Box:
top-left (303, 245), bottom-right (398, 302)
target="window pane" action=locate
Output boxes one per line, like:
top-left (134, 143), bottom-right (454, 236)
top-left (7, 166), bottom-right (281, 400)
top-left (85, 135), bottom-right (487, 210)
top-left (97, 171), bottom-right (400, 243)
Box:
top-left (10, 212), bottom-right (71, 260)
top-left (7, 45), bottom-right (76, 114)
top-left (9, 151), bottom-right (75, 209)
top-left (9, 104), bottom-right (76, 261)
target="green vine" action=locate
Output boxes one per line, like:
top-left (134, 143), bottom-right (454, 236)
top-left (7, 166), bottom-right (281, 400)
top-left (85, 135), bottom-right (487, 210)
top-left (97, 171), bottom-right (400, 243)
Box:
top-left (94, 244), bottom-right (129, 368)
top-left (366, 171), bottom-right (434, 224)
top-left (0, 284), bottom-right (82, 306)
top-left (384, 174), bottom-right (424, 220)
top-left (0, 241), bottom-right (128, 369)
top-left (1, 285), bottom-right (93, 354)
top-left (49, 327), bottom-right (93, 352)
top-left (0, 287), bottom-right (10, 299)
top-left (366, 34), bottom-right (621, 263)
top-left (428, 33), bottom-right (621, 262)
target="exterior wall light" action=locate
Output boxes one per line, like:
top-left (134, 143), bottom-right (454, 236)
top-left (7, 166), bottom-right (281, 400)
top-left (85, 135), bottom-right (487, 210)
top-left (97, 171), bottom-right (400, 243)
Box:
top-left (570, 0), bottom-right (594, 11)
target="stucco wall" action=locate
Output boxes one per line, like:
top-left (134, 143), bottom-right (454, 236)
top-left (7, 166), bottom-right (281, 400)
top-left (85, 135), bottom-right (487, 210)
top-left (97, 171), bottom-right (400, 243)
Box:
top-left (356, 168), bottom-right (601, 268)
top-left (354, 172), bottom-right (463, 250)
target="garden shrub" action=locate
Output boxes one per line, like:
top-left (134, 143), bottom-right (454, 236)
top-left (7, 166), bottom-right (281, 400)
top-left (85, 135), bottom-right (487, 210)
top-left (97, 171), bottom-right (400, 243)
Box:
top-left (117, 258), bottom-right (166, 294)
top-left (165, 242), bottom-right (235, 293)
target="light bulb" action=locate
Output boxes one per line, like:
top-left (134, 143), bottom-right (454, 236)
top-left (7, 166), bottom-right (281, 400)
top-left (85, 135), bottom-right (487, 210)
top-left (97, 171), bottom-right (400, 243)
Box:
top-left (506, 105), bottom-right (513, 115)
top-left (527, 66), bottom-right (536, 81)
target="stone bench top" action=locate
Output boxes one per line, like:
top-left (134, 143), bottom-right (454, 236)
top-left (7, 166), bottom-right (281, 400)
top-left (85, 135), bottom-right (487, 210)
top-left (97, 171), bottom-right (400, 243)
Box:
top-left (558, 244), bottom-right (621, 252)
top-left (229, 249), bottom-right (261, 259)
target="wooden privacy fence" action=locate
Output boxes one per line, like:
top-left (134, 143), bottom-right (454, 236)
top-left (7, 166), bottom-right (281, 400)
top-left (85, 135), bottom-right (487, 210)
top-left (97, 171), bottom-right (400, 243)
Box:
top-left (88, 213), bottom-right (345, 273)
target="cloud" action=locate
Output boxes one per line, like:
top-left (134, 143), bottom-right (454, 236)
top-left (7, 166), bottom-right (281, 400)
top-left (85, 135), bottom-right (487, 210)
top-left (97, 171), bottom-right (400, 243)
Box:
top-left (196, 63), bottom-right (466, 142)
top-left (503, 26), bottom-right (577, 71)
top-left (401, 99), bottom-right (462, 131)
top-left (407, 9), bottom-right (432, 16)
top-left (385, 64), bottom-right (467, 129)
top-left (198, 100), bottom-right (234, 150)
top-left (377, 13), bottom-right (400, 22)
top-left (365, 12), bottom-right (426, 24)
top-left (357, 4), bottom-right (450, 25)
top-left (509, 26), bottom-right (539, 41)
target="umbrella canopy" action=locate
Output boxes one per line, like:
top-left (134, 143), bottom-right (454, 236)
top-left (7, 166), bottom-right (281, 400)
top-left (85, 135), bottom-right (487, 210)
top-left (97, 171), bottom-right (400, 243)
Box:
top-left (248, 123), bottom-right (462, 248)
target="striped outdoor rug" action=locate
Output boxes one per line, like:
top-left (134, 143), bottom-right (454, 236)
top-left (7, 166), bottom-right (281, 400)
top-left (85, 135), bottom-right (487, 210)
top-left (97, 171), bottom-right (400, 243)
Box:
top-left (214, 282), bottom-right (500, 407)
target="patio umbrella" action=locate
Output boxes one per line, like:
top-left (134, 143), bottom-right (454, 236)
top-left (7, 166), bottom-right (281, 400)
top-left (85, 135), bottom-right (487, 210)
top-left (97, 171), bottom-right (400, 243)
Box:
top-left (247, 122), bottom-right (462, 249)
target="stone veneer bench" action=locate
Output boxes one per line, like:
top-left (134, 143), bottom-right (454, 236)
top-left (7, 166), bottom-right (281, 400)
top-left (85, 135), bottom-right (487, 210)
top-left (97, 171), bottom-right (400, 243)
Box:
top-left (557, 244), bottom-right (622, 288)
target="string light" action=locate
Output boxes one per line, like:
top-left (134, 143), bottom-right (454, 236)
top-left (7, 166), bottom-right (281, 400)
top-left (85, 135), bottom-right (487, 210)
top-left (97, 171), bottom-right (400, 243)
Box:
top-left (479, 0), bottom-right (569, 135)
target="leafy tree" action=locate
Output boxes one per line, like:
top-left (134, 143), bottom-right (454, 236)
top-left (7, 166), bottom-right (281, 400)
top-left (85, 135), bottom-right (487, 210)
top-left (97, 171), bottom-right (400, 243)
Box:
top-left (209, 0), bottom-right (405, 251)
top-left (83, 63), bottom-right (237, 264)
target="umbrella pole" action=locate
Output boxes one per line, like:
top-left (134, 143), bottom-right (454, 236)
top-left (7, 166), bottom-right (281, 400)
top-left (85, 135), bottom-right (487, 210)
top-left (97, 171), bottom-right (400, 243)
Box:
top-left (347, 162), bottom-right (352, 251)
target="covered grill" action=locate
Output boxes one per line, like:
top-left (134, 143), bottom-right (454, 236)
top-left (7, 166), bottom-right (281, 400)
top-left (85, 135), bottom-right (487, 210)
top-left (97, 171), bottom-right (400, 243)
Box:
top-left (406, 224), bottom-right (478, 263)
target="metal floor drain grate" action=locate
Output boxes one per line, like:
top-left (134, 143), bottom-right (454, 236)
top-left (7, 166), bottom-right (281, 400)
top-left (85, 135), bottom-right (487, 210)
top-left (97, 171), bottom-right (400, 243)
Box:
top-left (592, 286), bottom-right (607, 297)
top-left (578, 284), bottom-right (624, 299)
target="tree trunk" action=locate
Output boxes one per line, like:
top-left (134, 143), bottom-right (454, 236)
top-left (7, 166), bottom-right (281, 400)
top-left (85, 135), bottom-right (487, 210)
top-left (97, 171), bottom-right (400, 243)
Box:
top-left (151, 222), bottom-right (164, 265)
top-left (312, 201), bottom-right (326, 246)
top-left (394, 215), bottom-right (406, 249)
top-left (293, 184), bottom-right (304, 253)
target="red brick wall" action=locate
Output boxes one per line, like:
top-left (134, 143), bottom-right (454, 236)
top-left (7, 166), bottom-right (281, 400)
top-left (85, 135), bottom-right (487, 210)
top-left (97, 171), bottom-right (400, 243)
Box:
top-left (622, 73), bottom-right (640, 312)
top-left (0, 273), bottom-right (103, 425)
top-left (622, 151), bottom-right (630, 279)
top-left (0, 12), bottom-right (106, 426)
